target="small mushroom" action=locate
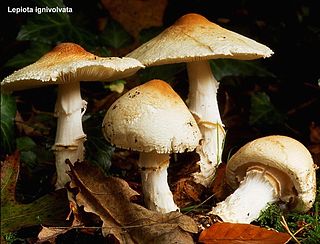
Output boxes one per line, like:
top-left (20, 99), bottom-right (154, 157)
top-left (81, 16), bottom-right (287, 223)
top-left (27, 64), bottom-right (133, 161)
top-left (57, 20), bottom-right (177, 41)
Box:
top-left (126, 13), bottom-right (274, 187)
top-left (1, 42), bottom-right (144, 189)
top-left (102, 79), bottom-right (201, 213)
top-left (209, 135), bottom-right (317, 223)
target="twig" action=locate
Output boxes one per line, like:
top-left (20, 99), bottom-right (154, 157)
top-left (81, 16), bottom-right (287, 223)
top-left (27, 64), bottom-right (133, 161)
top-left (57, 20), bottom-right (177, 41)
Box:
top-left (281, 215), bottom-right (301, 244)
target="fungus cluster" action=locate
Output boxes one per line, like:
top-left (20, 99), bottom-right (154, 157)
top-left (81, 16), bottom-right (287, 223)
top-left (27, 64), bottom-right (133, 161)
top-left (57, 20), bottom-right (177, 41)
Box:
top-left (2, 13), bottom-right (316, 223)
top-left (126, 13), bottom-right (274, 187)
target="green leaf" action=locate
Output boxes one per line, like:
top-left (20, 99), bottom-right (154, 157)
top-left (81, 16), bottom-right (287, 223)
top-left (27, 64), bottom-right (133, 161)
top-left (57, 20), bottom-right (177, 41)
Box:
top-left (104, 80), bottom-right (126, 93)
top-left (84, 112), bottom-right (114, 175)
top-left (139, 63), bottom-right (186, 83)
top-left (210, 59), bottom-right (275, 81)
top-left (17, 0), bottom-right (96, 46)
top-left (86, 137), bottom-right (114, 175)
top-left (249, 92), bottom-right (285, 127)
top-left (5, 42), bottom-right (52, 69)
top-left (20, 151), bottom-right (38, 169)
top-left (16, 137), bottom-right (38, 169)
top-left (1, 152), bottom-right (69, 236)
top-left (0, 94), bottom-right (17, 154)
top-left (99, 20), bottom-right (133, 49)
top-left (138, 26), bottom-right (164, 44)
top-left (16, 137), bottom-right (37, 151)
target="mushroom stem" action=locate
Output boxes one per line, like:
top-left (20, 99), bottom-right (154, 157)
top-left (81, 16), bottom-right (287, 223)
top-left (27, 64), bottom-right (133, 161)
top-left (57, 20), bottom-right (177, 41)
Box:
top-left (209, 170), bottom-right (278, 223)
top-left (138, 151), bottom-right (179, 213)
top-left (53, 82), bottom-right (87, 189)
top-left (187, 60), bottom-right (226, 187)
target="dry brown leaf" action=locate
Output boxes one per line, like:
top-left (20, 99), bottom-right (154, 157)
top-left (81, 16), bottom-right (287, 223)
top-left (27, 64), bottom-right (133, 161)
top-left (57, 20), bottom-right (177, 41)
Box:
top-left (198, 222), bottom-right (291, 244)
top-left (210, 163), bottom-right (233, 201)
top-left (68, 161), bottom-right (198, 244)
top-left (172, 178), bottom-right (205, 208)
top-left (37, 226), bottom-right (70, 243)
top-left (101, 0), bottom-right (168, 38)
top-left (15, 109), bottom-right (52, 137)
top-left (170, 152), bottom-right (206, 208)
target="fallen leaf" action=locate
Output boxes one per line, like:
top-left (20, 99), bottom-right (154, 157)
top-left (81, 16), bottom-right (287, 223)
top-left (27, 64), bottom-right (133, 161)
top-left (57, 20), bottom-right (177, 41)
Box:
top-left (172, 178), bottom-right (205, 208)
top-left (198, 222), bottom-right (291, 244)
top-left (37, 226), bottom-right (70, 243)
top-left (101, 0), bottom-right (168, 38)
top-left (1, 151), bottom-right (70, 236)
top-left (170, 151), bottom-right (206, 208)
top-left (210, 163), bottom-right (233, 201)
top-left (15, 109), bottom-right (52, 137)
top-left (68, 161), bottom-right (198, 244)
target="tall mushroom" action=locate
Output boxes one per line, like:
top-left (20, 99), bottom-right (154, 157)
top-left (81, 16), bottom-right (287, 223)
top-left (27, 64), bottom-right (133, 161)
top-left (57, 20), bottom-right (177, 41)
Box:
top-left (126, 13), bottom-right (274, 187)
top-left (209, 135), bottom-right (317, 223)
top-left (102, 79), bottom-right (201, 213)
top-left (1, 42), bottom-right (144, 189)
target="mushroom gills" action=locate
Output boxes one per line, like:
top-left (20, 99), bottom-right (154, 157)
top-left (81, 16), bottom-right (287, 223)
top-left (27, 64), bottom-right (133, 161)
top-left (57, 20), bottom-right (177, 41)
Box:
top-left (209, 169), bottom-right (278, 223)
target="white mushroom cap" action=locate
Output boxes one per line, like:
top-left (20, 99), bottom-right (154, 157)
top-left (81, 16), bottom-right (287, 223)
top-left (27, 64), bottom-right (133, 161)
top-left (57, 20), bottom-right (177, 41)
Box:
top-left (126, 13), bottom-right (273, 66)
top-left (226, 135), bottom-right (317, 213)
top-left (102, 79), bottom-right (201, 154)
top-left (1, 42), bottom-right (144, 92)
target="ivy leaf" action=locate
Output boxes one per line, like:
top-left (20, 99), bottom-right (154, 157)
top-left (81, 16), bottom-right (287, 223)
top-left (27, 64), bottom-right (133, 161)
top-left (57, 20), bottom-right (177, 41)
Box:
top-left (0, 94), bottom-right (17, 154)
top-left (17, 0), bottom-right (96, 46)
top-left (138, 26), bottom-right (164, 44)
top-left (210, 59), bottom-right (275, 81)
top-left (100, 20), bottom-right (134, 49)
top-left (85, 136), bottom-right (114, 175)
top-left (1, 152), bottom-right (70, 235)
top-left (139, 63), bottom-right (185, 83)
top-left (16, 137), bottom-right (38, 169)
top-left (84, 112), bottom-right (114, 175)
top-left (5, 42), bottom-right (52, 69)
top-left (16, 137), bottom-right (37, 151)
top-left (249, 92), bottom-right (285, 127)
top-left (17, 0), bottom-right (69, 43)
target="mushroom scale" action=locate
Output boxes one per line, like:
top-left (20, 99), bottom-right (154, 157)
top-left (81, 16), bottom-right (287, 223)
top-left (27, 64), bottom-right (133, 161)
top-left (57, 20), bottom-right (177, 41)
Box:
top-left (209, 135), bottom-right (317, 223)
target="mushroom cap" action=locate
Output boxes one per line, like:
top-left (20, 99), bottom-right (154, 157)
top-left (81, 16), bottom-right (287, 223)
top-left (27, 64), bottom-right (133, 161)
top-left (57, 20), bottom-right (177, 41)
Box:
top-left (226, 135), bottom-right (317, 213)
top-left (1, 42), bottom-right (144, 92)
top-left (102, 79), bottom-right (201, 154)
top-left (126, 13), bottom-right (273, 66)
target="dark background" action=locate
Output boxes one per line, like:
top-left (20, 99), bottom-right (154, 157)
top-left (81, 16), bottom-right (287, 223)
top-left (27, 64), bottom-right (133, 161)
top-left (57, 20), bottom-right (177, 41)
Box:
top-left (1, 0), bottom-right (320, 158)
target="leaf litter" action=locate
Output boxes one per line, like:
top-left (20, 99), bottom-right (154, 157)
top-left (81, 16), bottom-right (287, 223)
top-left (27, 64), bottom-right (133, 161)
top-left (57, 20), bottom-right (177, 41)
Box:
top-left (65, 160), bottom-right (198, 244)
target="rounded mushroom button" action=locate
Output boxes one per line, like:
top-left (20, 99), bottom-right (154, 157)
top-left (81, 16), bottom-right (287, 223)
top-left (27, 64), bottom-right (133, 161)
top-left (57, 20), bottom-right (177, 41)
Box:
top-left (209, 135), bottom-right (317, 223)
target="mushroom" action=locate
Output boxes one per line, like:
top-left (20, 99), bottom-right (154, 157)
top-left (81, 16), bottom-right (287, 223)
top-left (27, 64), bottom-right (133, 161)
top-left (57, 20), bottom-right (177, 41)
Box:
top-left (126, 13), bottom-right (274, 187)
top-left (208, 135), bottom-right (317, 224)
top-left (102, 79), bottom-right (201, 213)
top-left (1, 42), bottom-right (144, 189)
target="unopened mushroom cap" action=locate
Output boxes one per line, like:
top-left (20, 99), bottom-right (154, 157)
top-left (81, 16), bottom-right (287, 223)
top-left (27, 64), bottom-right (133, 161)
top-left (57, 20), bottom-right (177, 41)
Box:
top-left (1, 42), bottom-right (144, 92)
top-left (226, 135), bottom-right (317, 213)
top-left (102, 79), bottom-right (201, 154)
top-left (126, 13), bottom-right (273, 66)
